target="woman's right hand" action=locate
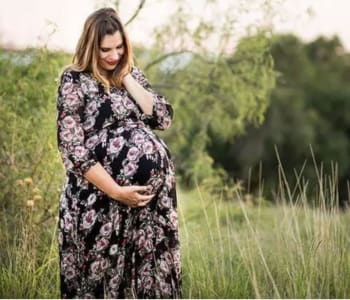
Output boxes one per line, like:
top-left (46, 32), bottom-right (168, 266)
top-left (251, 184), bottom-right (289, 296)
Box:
top-left (111, 185), bottom-right (155, 208)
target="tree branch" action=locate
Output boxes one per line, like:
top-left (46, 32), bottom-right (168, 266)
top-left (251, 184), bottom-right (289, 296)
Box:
top-left (144, 50), bottom-right (196, 71)
top-left (125, 0), bottom-right (146, 26)
top-left (114, 0), bottom-right (120, 12)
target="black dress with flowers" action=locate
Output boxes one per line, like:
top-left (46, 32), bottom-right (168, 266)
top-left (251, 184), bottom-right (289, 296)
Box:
top-left (56, 66), bottom-right (181, 298)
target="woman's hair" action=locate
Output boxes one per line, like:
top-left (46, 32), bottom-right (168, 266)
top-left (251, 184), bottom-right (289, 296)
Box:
top-left (64, 7), bottom-right (134, 93)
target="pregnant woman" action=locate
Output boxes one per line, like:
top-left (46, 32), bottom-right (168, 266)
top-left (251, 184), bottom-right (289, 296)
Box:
top-left (56, 7), bottom-right (181, 298)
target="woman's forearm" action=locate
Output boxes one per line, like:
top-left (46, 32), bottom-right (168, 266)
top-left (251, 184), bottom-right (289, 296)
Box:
top-left (83, 162), bottom-right (155, 207)
top-left (83, 162), bottom-right (120, 198)
top-left (122, 73), bottom-right (154, 115)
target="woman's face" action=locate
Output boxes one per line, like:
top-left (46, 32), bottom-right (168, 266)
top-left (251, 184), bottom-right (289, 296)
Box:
top-left (98, 30), bottom-right (125, 75)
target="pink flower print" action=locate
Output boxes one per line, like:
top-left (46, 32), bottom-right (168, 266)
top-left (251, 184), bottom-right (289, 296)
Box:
top-left (85, 135), bottom-right (99, 149)
top-left (62, 154), bottom-right (74, 171)
top-left (169, 210), bottom-right (178, 228)
top-left (65, 93), bottom-right (81, 108)
top-left (157, 215), bottom-right (167, 226)
top-left (74, 126), bottom-right (84, 139)
top-left (163, 251), bottom-right (173, 266)
top-left (62, 116), bottom-right (76, 129)
top-left (136, 229), bottom-right (146, 249)
top-left (127, 146), bottom-right (140, 161)
top-left (110, 93), bottom-right (123, 103)
top-left (139, 262), bottom-right (152, 276)
top-left (156, 103), bottom-right (166, 117)
top-left (159, 259), bottom-right (170, 275)
top-left (144, 239), bottom-right (153, 253)
top-left (136, 229), bottom-right (146, 240)
top-left (142, 141), bottom-right (154, 154)
top-left (172, 249), bottom-right (181, 266)
top-left (117, 255), bottom-right (124, 270)
top-left (154, 226), bottom-right (165, 244)
top-left (61, 81), bottom-right (74, 96)
top-left (87, 193), bottom-right (97, 205)
top-left (63, 212), bottom-right (73, 232)
top-left (109, 274), bottom-right (121, 288)
top-left (109, 244), bottom-right (118, 256)
top-left (111, 101), bottom-right (127, 115)
top-left (113, 213), bottom-right (121, 232)
top-left (90, 260), bottom-right (103, 280)
top-left (116, 127), bottom-right (124, 134)
top-left (74, 146), bottom-right (88, 158)
top-left (65, 266), bottom-right (76, 280)
top-left (138, 209), bottom-right (148, 221)
top-left (60, 129), bottom-right (73, 142)
top-left (165, 175), bottom-right (174, 190)
top-left (162, 118), bottom-right (171, 129)
top-left (153, 177), bottom-right (164, 192)
top-left (123, 161), bottom-right (137, 177)
top-left (100, 222), bottom-right (112, 237)
top-left (82, 209), bottom-right (97, 230)
top-left (145, 225), bottom-right (154, 239)
top-left (160, 196), bottom-right (171, 209)
top-left (160, 281), bottom-right (170, 295)
top-left (172, 250), bottom-right (181, 276)
top-left (132, 132), bottom-right (144, 145)
top-left (123, 98), bottom-right (134, 109)
top-left (90, 260), bottom-right (100, 274)
top-left (81, 76), bottom-right (99, 94)
top-left (86, 100), bottom-right (98, 114)
top-left (63, 252), bottom-right (75, 265)
top-left (142, 275), bottom-right (153, 290)
top-left (100, 258), bottom-right (109, 270)
top-left (96, 238), bottom-right (109, 251)
top-left (108, 136), bottom-right (125, 155)
top-left (83, 116), bottom-right (96, 131)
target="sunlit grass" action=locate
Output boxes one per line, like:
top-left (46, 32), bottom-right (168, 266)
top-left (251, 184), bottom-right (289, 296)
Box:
top-left (0, 208), bottom-right (59, 298)
top-left (1, 169), bottom-right (350, 298)
top-left (178, 150), bottom-right (350, 298)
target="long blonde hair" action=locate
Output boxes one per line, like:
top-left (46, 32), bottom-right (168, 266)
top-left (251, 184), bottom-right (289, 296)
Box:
top-left (64, 7), bottom-right (134, 93)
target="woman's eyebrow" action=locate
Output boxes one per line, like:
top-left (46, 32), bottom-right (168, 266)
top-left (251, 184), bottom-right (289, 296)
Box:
top-left (101, 43), bottom-right (123, 49)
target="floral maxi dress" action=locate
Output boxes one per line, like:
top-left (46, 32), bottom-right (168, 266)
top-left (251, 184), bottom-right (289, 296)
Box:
top-left (56, 66), bottom-right (182, 298)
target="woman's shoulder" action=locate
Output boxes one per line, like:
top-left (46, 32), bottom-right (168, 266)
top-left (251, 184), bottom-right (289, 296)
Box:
top-left (59, 66), bottom-right (85, 84)
top-left (61, 65), bottom-right (82, 76)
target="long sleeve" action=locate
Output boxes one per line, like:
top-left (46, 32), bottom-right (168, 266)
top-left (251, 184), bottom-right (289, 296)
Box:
top-left (131, 66), bottom-right (173, 130)
top-left (56, 70), bottom-right (99, 177)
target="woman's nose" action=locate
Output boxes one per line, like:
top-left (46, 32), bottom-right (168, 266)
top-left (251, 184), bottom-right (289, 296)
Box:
top-left (110, 49), bottom-right (122, 60)
top-left (110, 54), bottom-right (119, 61)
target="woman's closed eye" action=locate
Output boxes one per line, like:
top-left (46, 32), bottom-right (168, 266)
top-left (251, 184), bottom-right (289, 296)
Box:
top-left (101, 45), bottom-right (124, 52)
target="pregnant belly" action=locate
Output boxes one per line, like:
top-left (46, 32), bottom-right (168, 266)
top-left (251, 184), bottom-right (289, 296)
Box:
top-left (94, 126), bottom-right (171, 194)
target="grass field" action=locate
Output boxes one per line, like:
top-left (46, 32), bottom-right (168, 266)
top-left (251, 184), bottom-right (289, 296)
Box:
top-left (1, 179), bottom-right (349, 298)
top-left (178, 185), bottom-right (350, 298)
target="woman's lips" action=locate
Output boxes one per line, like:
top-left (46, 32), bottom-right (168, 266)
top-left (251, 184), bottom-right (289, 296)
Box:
top-left (106, 60), bottom-right (118, 66)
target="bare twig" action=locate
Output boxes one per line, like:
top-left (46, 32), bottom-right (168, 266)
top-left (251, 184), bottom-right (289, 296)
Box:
top-left (125, 0), bottom-right (146, 26)
top-left (114, 0), bottom-right (120, 12)
top-left (144, 50), bottom-right (194, 71)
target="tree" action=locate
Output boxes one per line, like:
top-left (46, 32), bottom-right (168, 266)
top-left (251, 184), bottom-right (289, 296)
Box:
top-left (212, 34), bottom-right (350, 206)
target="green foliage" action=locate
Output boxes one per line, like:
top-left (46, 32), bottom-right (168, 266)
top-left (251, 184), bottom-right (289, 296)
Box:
top-left (142, 32), bottom-right (276, 187)
top-left (209, 34), bottom-right (350, 205)
top-left (0, 48), bottom-right (67, 217)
